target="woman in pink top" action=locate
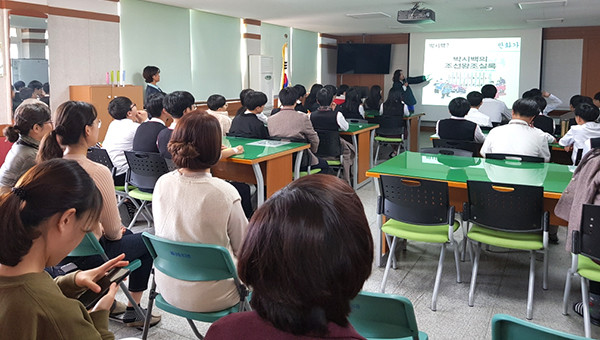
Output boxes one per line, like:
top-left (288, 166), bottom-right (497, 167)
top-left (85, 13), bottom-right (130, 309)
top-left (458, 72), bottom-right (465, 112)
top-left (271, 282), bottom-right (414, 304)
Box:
top-left (38, 101), bottom-right (159, 327)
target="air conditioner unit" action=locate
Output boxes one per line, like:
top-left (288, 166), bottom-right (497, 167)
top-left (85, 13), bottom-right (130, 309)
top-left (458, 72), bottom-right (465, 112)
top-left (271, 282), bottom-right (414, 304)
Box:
top-left (397, 8), bottom-right (435, 24)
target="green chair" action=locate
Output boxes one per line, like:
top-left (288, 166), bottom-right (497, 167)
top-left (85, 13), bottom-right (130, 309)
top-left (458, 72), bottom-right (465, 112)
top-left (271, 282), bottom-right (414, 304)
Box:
top-left (491, 314), bottom-right (588, 340)
top-left (123, 151), bottom-right (170, 229)
top-left (464, 180), bottom-right (548, 320)
top-left (378, 175), bottom-right (462, 311)
top-left (140, 232), bottom-right (250, 340)
top-left (372, 115), bottom-right (405, 164)
top-left (562, 204), bottom-right (600, 338)
top-left (69, 232), bottom-right (145, 320)
top-left (349, 291), bottom-right (428, 340)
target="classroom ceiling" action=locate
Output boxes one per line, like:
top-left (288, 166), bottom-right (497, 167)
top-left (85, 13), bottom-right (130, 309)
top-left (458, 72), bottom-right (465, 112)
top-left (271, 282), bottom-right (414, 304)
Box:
top-left (144, 0), bottom-right (600, 35)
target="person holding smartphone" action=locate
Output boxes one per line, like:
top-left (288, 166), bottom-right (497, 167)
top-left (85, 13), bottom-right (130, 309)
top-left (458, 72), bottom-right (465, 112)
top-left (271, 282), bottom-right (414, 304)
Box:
top-left (0, 159), bottom-right (127, 339)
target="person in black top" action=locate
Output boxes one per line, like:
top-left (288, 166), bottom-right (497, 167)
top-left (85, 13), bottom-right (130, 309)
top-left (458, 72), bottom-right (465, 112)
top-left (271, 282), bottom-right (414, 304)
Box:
top-left (235, 88), bottom-right (254, 116)
top-left (338, 88), bottom-right (363, 120)
top-left (436, 97), bottom-right (485, 143)
top-left (524, 93), bottom-right (556, 135)
top-left (157, 91), bottom-right (196, 159)
top-left (133, 92), bottom-right (169, 153)
top-left (304, 84), bottom-right (323, 113)
top-left (143, 66), bottom-right (165, 107)
top-left (228, 91), bottom-right (269, 139)
top-left (364, 85), bottom-right (382, 111)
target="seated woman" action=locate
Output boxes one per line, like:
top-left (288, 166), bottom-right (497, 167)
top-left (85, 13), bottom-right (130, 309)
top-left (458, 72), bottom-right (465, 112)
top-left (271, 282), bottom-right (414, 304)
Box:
top-left (0, 158), bottom-right (127, 338)
top-left (0, 101), bottom-right (52, 194)
top-left (205, 174), bottom-right (373, 339)
top-left (153, 112), bottom-right (248, 312)
top-left (364, 85), bottom-right (382, 111)
top-left (338, 88), bottom-right (364, 120)
top-left (37, 101), bottom-right (159, 327)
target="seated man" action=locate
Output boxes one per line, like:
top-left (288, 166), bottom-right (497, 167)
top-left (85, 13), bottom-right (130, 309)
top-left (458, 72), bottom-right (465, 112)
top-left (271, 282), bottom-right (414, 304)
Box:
top-left (478, 84), bottom-right (512, 124)
top-left (268, 87), bottom-right (329, 173)
top-left (465, 91), bottom-right (492, 128)
top-left (436, 97), bottom-right (485, 143)
top-left (559, 103), bottom-right (600, 165)
top-left (480, 98), bottom-right (554, 162)
top-left (206, 94), bottom-right (232, 136)
top-left (133, 92), bottom-right (169, 153)
top-left (157, 91), bottom-right (196, 159)
top-left (524, 93), bottom-right (556, 135)
top-left (228, 91), bottom-right (269, 139)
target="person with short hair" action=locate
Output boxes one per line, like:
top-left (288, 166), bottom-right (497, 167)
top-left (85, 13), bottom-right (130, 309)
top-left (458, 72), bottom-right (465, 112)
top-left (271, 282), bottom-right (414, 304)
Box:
top-left (480, 98), bottom-right (554, 162)
top-left (157, 91), bottom-right (196, 159)
top-left (40, 82), bottom-right (50, 106)
top-left (436, 97), bottom-right (485, 143)
top-left (0, 101), bottom-right (52, 193)
top-left (13, 80), bottom-right (25, 92)
top-left (205, 174), bottom-right (373, 339)
top-left (478, 84), bottom-right (512, 124)
top-left (465, 91), bottom-right (492, 127)
top-left (594, 91), bottom-right (600, 108)
top-left (27, 80), bottom-right (43, 98)
top-left (559, 103), bottom-right (600, 164)
top-left (206, 94), bottom-right (232, 135)
top-left (0, 158), bottom-right (124, 339)
top-left (133, 92), bottom-right (169, 153)
top-left (142, 65), bottom-right (165, 107)
top-left (229, 91), bottom-right (269, 139)
top-left (18, 87), bottom-right (35, 101)
top-left (293, 84), bottom-right (308, 113)
top-left (103, 96), bottom-right (146, 186)
top-left (153, 112), bottom-right (248, 312)
top-left (523, 88), bottom-right (563, 115)
top-left (526, 94), bottom-right (556, 135)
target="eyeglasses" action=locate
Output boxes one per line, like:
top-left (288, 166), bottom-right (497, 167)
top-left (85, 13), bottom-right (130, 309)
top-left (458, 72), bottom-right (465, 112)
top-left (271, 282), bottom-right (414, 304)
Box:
top-left (130, 103), bottom-right (137, 110)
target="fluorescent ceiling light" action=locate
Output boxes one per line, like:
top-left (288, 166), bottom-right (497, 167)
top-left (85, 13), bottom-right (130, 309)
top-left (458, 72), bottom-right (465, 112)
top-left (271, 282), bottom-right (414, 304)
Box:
top-left (346, 12), bottom-right (391, 19)
top-left (526, 17), bottom-right (565, 23)
top-left (518, 0), bottom-right (567, 10)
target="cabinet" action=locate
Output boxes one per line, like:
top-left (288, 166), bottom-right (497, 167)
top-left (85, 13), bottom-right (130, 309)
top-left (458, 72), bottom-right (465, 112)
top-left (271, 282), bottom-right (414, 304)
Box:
top-left (69, 85), bottom-right (144, 142)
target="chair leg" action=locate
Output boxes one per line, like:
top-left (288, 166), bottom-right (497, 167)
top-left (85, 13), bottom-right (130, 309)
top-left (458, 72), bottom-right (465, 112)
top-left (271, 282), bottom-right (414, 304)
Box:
top-left (526, 250), bottom-right (536, 320)
top-left (562, 256), bottom-right (578, 315)
top-left (453, 241), bottom-right (462, 283)
top-left (186, 319), bottom-right (204, 339)
top-left (128, 201), bottom-right (146, 229)
top-left (381, 236), bottom-right (397, 293)
top-left (141, 275), bottom-right (158, 340)
top-left (582, 277), bottom-right (591, 338)
top-left (431, 244), bottom-right (446, 311)
top-left (468, 241), bottom-right (481, 307)
top-left (542, 248), bottom-right (548, 290)
top-left (374, 143), bottom-right (381, 165)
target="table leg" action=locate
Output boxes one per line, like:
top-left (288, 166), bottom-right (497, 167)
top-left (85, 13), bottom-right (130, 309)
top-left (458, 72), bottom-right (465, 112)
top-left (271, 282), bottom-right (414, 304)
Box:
top-left (352, 135), bottom-right (358, 189)
top-left (356, 131), bottom-right (373, 189)
top-left (251, 163), bottom-right (265, 207)
top-left (405, 118), bottom-right (412, 151)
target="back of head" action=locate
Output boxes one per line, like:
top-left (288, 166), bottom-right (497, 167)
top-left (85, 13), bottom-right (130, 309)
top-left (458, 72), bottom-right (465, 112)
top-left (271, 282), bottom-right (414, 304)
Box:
top-left (278, 87), bottom-right (298, 106)
top-left (238, 174), bottom-right (373, 336)
top-left (384, 88), bottom-right (403, 110)
top-left (245, 91), bottom-right (268, 111)
top-left (0, 159), bottom-right (102, 267)
top-left (526, 88), bottom-right (542, 98)
top-left (43, 82), bottom-right (49, 94)
top-left (466, 91), bottom-right (483, 107)
top-left (18, 87), bottom-right (34, 101)
top-left (305, 84), bottom-right (324, 107)
top-left (145, 92), bottom-right (166, 119)
top-left (207, 94), bottom-right (226, 111)
top-left (293, 84), bottom-right (306, 99)
top-left (163, 91), bottom-right (195, 119)
top-left (239, 88), bottom-right (253, 107)
top-left (365, 85), bottom-right (382, 109)
top-left (530, 96), bottom-right (547, 114)
top-left (392, 69), bottom-right (402, 83)
top-left (448, 97), bottom-right (470, 117)
top-left (143, 66), bottom-right (160, 83)
top-left (323, 85), bottom-right (336, 96)
top-left (27, 80), bottom-right (43, 90)
top-left (108, 96), bottom-right (133, 120)
top-left (3, 101), bottom-right (51, 143)
top-left (336, 84), bottom-right (349, 96)
top-left (168, 111), bottom-right (221, 170)
top-left (316, 88), bottom-right (334, 107)
top-left (575, 102), bottom-right (600, 122)
top-left (13, 81), bottom-right (25, 91)
top-left (481, 84), bottom-right (497, 99)
top-left (595, 92), bottom-right (600, 102)
top-left (38, 101), bottom-right (98, 162)
top-left (512, 98), bottom-right (539, 117)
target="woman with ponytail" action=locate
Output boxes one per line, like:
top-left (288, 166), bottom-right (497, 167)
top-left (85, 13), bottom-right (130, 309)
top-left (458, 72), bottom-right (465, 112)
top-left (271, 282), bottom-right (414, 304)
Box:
top-left (0, 101), bottom-right (51, 193)
top-left (0, 158), bottom-right (127, 339)
top-left (152, 112), bottom-right (248, 313)
top-left (38, 101), bottom-right (159, 327)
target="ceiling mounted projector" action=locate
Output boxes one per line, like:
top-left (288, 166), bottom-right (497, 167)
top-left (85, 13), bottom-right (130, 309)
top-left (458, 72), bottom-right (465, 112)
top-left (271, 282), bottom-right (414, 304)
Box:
top-left (398, 3), bottom-right (436, 24)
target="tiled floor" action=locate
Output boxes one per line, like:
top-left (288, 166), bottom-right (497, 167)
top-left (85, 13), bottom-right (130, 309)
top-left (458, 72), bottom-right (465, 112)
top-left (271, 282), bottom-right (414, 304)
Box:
top-left (112, 131), bottom-right (599, 340)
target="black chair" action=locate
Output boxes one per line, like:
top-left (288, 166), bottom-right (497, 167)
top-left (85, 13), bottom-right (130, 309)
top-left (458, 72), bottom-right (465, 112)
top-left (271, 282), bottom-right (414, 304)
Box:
top-left (485, 153), bottom-right (545, 163)
top-left (533, 115), bottom-right (555, 135)
top-left (378, 175), bottom-right (462, 311)
top-left (373, 115), bottom-right (405, 164)
top-left (432, 139), bottom-right (482, 156)
top-left (315, 129), bottom-right (343, 178)
top-left (123, 151), bottom-right (170, 229)
top-left (420, 147), bottom-right (473, 157)
top-left (87, 147), bottom-right (127, 206)
top-left (574, 148), bottom-right (584, 166)
top-left (464, 180), bottom-right (548, 320)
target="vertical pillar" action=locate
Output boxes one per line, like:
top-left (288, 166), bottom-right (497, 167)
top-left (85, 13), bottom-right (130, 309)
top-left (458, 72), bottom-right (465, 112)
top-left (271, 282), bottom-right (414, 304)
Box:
top-left (242, 19), bottom-right (261, 89)
top-left (318, 33), bottom-right (338, 86)
top-left (21, 28), bottom-right (46, 59)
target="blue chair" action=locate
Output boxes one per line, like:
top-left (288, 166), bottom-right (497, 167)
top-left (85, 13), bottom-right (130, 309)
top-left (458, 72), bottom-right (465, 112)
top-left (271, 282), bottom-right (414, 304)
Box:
top-left (492, 314), bottom-right (588, 340)
top-left (140, 232), bottom-right (250, 340)
top-left (349, 291), bottom-right (428, 340)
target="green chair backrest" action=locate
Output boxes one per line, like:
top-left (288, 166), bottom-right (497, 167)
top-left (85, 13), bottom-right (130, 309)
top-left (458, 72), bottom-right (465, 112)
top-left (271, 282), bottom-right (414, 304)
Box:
top-left (491, 314), bottom-right (588, 340)
top-left (69, 232), bottom-right (107, 258)
top-left (141, 232), bottom-right (238, 282)
top-left (349, 291), bottom-right (422, 340)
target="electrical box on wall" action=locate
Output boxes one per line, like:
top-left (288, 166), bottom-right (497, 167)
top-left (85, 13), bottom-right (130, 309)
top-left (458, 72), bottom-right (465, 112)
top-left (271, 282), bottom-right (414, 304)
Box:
top-left (249, 55), bottom-right (274, 110)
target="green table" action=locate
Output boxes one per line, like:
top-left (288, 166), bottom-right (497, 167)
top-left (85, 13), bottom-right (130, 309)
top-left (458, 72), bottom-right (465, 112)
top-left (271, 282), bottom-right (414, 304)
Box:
top-left (366, 151), bottom-right (573, 265)
top-left (212, 136), bottom-right (310, 206)
top-left (340, 123), bottom-right (379, 189)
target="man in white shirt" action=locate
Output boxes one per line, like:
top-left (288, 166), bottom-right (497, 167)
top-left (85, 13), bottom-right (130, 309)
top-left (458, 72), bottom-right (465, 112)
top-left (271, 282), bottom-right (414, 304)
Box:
top-left (478, 84), bottom-right (512, 124)
top-left (480, 98), bottom-right (555, 162)
top-left (559, 103), bottom-right (600, 164)
top-left (206, 94), bottom-right (233, 136)
top-left (465, 91), bottom-right (492, 128)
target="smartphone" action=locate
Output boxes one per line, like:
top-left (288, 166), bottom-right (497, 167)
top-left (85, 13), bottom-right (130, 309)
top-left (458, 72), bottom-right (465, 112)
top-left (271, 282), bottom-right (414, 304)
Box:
top-left (78, 267), bottom-right (130, 309)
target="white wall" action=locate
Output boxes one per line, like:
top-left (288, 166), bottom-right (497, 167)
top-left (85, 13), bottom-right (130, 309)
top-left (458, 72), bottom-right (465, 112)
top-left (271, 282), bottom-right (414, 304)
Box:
top-left (542, 39), bottom-right (583, 109)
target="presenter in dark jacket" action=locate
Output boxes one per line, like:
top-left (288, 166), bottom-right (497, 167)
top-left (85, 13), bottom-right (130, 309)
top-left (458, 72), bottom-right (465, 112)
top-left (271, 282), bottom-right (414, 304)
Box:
top-left (436, 97), bottom-right (486, 143)
top-left (143, 66), bottom-right (165, 107)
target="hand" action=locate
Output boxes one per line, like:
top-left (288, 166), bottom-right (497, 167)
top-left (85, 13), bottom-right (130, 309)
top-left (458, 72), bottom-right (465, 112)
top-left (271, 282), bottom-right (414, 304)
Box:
top-left (75, 253), bottom-right (128, 292)
top-left (542, 91), bottom-right (550, 98)
top-left (221, 145), bottom-right (227, 150)
top-left (90, 282), bottom-right (118, 312)
top-left (330, 102), bottom-right (337, 110)
top-left (235, 145), bottom-right (244, 154)
top-left (121, 226), bottom-right (127, 235)
top-left (564, 145), bottom-right (573, 152)
top-left (137, 110), bottom-right (148, 123)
